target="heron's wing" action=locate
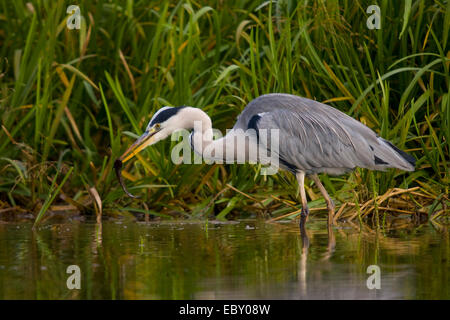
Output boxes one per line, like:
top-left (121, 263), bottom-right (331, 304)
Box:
top-left (237, 94), bottom-right (413, 174)
top-left (250, 106), bottom-right (378, 174)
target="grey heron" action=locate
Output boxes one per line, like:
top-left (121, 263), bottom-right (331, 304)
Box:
top-left (115, 93), bottom-right (415, 226)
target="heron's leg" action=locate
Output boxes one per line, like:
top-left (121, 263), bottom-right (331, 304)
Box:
top-left (296, 172), bottom-right (309, 228)
top-left (310, 174), bottom-right (335, 225)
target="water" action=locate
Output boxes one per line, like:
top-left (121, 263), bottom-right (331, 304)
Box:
top-left (0, 219), bottom-right (448, 299)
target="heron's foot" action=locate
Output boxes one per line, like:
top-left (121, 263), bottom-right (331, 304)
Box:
top-left (301, 206), bottom-right (310, 218)
top-left (326, 199), bottom-right (335, 225)
top-left (299, 206), bottom-right (310, 229)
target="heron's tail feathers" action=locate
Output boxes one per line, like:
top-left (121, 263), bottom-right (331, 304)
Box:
top-left (371, 138), bottom-right (415, 172)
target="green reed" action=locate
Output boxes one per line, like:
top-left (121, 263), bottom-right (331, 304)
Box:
top-left (0, 0), bottom-right (448, 222)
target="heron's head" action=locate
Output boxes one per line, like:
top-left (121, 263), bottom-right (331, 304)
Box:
top-left (114, 106), bottom-right (210, 197)
top-left (117, 106), bottom-right (188, 164)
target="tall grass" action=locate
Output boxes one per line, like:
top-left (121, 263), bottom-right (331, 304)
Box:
top-left (0, 0), bottom-right (448, 223)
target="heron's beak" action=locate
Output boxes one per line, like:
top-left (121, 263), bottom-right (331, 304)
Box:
top-left (114, 126), bottom-right (160, 198)
top-left (118, 126), bottom-right (160, 163)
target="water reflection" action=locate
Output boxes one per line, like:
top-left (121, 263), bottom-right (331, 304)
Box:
top-left (0, 219), bottom-right (448, 299)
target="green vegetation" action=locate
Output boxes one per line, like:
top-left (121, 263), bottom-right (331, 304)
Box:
top-left (0, 0), bottom-right (448, 224)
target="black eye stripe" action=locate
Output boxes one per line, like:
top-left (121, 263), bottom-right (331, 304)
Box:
top-left (150, 106), bottom-right (186, 126)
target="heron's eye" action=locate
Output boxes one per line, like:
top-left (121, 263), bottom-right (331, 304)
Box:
top-left (155, 123), bottom-right (161, 129)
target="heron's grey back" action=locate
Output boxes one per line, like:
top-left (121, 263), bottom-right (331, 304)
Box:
top-left (234, 94), bottom-right (414, 175)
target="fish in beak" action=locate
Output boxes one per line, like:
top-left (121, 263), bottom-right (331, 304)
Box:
top-left (114, 125), bottom-right (160, 198)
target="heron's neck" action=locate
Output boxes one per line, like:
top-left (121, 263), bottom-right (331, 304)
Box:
top-left (182, 107), bottom-right (213, 139)
top-left (183, 108), bottom-right (236, 161)
top-left (181, 108), bottom-right (272, 168)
